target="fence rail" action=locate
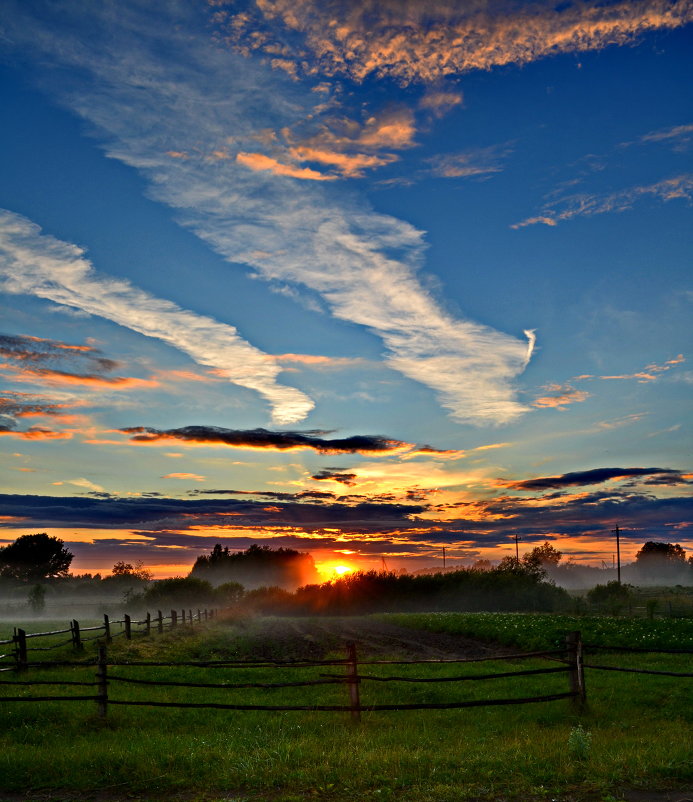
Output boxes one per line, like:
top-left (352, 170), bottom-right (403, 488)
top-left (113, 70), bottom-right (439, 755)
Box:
top-left (0, 634), bottom-right (586, 723)
top-left (0, 608), bottom-right (218, 672)
top-left (1, 628), bottom-right (690, 726)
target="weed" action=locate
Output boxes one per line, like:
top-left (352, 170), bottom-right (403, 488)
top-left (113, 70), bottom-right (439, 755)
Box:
top-left (567, 724), bottom-right (592, 762)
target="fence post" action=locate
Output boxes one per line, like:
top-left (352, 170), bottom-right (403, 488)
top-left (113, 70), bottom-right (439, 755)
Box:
top-left (171, 609), bottom-right (177, 628)
top-left (124, 614), bottom-right (132, 640)
top-left (181, 609), bottom-right (186, 625)
top-left (103, 614), bottom-right (112, 644)
top-left (157, 610), bottom-right (163, 633)
top-left (566, 631), bottom-right (586, 710)
top-left (188, 609), bottom-right (193, 625)
top-left (145, 612), bottom-right (151, 636)
top-left (345, 640), bottom-right (361, 723)
top-left (14, 628), bottom-right (27, 672)
top-left (204, 608), bottom-right (208, 622)
top-left (71, 619), bottom-right (82, 650)
top-left (197, 608), bottom-right (201, 623)
top-left (97, 643), bottom-right (108, 719)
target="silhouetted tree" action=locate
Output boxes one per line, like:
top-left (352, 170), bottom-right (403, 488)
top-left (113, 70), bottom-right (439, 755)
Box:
top-left (191, 543), bottom-right (318, 589)
top-left (634, 541), bottom-right (689, 581)
top-left (0, 533), bottom-right (73, 581)
top-left (141, 576), bottom-right (217, 607)
top-left (523, 541), bottom-right (563, 568)
top-left (110, 560), bottom-right (153, 581)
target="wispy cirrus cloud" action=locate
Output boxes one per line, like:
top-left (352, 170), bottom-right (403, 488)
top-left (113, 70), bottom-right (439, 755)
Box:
top-left (512, 174), bottom-right (693, 228)
top-left (427, 145), bottom-right (511, 180)
top-left (599, 355), bottom-right (685, 382)
top-left (216, 0), bottom-right (693, 85)
top-left (0, 210), bottom-right (313, 424)
top-left (624, 122), bottom-right (693, 148)
top-left (1, 1), bottom-right (533, 426)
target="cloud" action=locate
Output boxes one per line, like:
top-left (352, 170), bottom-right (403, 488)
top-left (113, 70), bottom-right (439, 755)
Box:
top-left (0, 426), bottom-right (73, 440)
top-left (512, 174), bottom-right (693, 228)
top-left (311, 469), bottom-right (358, 485)
top-left (532, 383), bottom-right (590, 409)
top-left (632, 122), bottom-right (693, 147)
top-left (236, 151), bottom-right (335, 180)
top-left (599, 355), bottom-right (685, 382)
top-left (162, 473), bottom-right (207, 482)
top-left (1, 486), bottom-right (691, 555)
top-left (63, 477), bottom-right (106, 492)
top-left (504, 467), bottom-right (684, 491)
top-left (418, 92), bottom-right (464, 118)
top-left (120, 425), bottom-right (415, 455)
top-left (274, 353), bottom-right (366, 368)
top-left (1, 2), bottom-right (533, 426)
top-left (0, 211), bottom-right (313, 424)
top-left (427, 145), bottom-right (510, 179)
top-left (216, 0), bottom-right (693, 84)
top-left (0, 391), bottom-right (71, 420)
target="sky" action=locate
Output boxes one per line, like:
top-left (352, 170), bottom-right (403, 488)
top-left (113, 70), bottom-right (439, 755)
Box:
top-left (0, 0), bottom-right (691, 580)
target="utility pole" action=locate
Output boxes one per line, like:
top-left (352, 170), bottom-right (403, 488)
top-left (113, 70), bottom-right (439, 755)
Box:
top-left (514, 534), bottom-right (520, 562)
top-left (611, 526), bottom-right (622, 584)
top-left (442, 546), bottom-right (446, 570)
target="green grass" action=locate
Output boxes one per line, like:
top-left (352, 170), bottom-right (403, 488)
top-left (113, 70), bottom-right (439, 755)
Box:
top-left (0, 615), bottom-right (691, 801)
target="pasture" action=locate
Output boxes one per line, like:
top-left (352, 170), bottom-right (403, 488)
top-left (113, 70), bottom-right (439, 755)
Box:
top-left (0, 614), bottom-right (691, 801)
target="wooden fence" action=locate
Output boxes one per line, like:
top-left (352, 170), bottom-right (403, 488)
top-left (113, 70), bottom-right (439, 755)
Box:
top-left (1, 630), bottom-right (691, 724)
top-left (0, 633), bottom-right (589, 721)
top-left (0, 608), bottom-right (218, 672)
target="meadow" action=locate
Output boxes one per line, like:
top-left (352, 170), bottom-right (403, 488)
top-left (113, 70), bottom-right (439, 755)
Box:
top-left (0, 614), bottom-right (691, 802)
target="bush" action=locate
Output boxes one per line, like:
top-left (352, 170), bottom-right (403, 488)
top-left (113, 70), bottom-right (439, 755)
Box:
top-left (586, 581), bottom-right (633, 614)
top-left (141, 576), bottom-right (217, 608)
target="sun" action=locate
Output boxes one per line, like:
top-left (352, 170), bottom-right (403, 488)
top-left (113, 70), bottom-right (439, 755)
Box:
top-left (333, 565), bottom-right (353, 575)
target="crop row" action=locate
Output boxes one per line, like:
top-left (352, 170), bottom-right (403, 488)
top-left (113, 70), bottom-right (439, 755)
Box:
top-left (384, 611), bottom-right (693, 651)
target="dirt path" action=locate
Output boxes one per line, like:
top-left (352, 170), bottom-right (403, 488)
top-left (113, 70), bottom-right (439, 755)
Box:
top-left (231, 615), bottom-right (504, 661)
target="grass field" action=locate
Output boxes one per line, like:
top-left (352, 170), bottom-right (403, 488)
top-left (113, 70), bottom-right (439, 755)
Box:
top-left (0, 614), bottom-right (691, 802)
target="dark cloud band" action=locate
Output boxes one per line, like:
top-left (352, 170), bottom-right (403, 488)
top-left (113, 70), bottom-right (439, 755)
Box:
top-left (121, 425), bottom-right (412, 454)
top-left (505, 467), bottom-right (685, 491)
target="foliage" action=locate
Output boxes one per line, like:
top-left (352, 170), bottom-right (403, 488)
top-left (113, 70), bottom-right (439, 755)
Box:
top-left (634, 542), bottom-right (691, 582)
top-left (140, 576), bottom-right (217, 608)
top-left (0, 533), bottom-right (73, 581)
top-left (27, 583), bottom-right (46, 613)
top-left (288, 566), bottom-right (570, 615)
top-left (636, 541), bottom-right (687, 564)
top-left (385, 611), bottom-right (693, 651)
top-left (110, 560), bottom-right (153, 581)
top-left (586, 581), bottom-right (634, 614)
top-left (567, 725), bottom-right (592, 762)
top-left (191, 543), bottom-right (318, 590)
top-left (214, 580), bottom-right (245, 605)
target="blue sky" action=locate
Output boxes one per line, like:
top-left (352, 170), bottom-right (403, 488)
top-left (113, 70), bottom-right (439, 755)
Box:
top-left (0, 0), bottom-right (691, 578)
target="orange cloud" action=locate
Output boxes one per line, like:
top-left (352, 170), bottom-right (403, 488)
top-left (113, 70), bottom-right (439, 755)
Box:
top-left (220, 0), bottom-right (693, 84)
top-left (0, 427), bottom-right (73, 440)
top-left (0, 363), bottom-right (159, 389)
top-left (236, 151), bottom-right (335, 180)
top-left (533, 384), bottom-right (590, 409)
top-left (289, 146), bottom-right (394, 177)
top-left (600, 355), bottom-right (685, 382)
top-left (162, 473), bottom-right (207, 482)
